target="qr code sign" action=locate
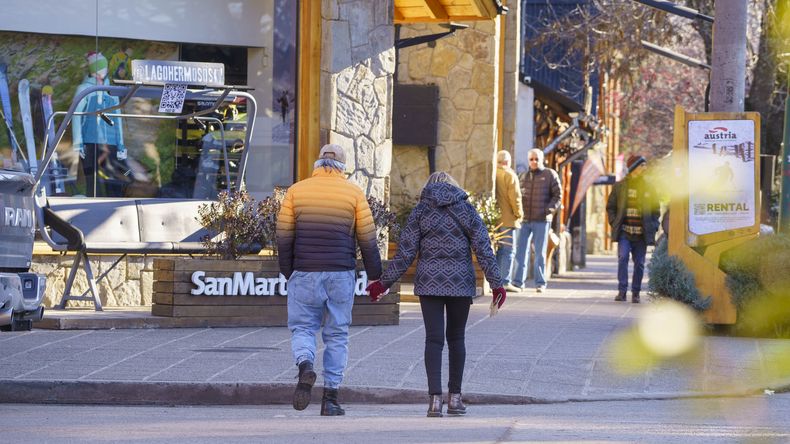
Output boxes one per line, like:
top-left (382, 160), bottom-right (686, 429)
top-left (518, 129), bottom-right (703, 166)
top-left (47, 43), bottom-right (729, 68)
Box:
top-left (693, 204), bottom-right (706, 215)
top-left (159, 83), bottom-right (188, 113)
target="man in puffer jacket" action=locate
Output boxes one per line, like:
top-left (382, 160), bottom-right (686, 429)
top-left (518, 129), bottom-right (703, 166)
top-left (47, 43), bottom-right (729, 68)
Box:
top-left (366, 172), bottom-right (506, 418)
top-left (276, 144), bottom-right (382, 416)
top-left (512, 148), bottom-right (562, 293)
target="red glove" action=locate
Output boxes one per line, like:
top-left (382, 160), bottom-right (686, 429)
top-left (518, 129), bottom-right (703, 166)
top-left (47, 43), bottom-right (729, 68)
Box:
top-left (492, 287), bottom-right (506, 309)
top-left (366, 280), bottom-right (388, 302)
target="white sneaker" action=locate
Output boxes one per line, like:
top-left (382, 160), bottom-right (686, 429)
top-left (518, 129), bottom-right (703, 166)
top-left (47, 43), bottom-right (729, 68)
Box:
top-left (504, 284), bottom-right (522, 293)
top-left (536, 285), bottom-right (546, 293)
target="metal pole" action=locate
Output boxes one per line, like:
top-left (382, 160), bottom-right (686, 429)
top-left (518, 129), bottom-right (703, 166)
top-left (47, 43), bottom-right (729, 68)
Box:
top-left (708, 0), bottom-right (748, 112)
top-left (780, 73), bottom-right (790, 234)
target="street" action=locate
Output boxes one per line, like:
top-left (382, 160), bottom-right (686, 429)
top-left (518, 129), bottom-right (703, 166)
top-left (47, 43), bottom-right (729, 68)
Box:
top-left (4, 395), bottom-right (790, 443)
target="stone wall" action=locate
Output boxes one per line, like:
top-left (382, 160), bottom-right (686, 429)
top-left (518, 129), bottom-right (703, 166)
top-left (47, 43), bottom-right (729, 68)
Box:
top-left (31, 254), bottom-right (157, 308)
top-left (391, 20), bottom-right (501, 210)
top-left (321, 0), bottom-right (395, 202)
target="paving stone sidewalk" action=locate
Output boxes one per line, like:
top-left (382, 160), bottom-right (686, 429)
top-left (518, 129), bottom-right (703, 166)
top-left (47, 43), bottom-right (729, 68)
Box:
top-left (1, 255), bottom-right (788, 405)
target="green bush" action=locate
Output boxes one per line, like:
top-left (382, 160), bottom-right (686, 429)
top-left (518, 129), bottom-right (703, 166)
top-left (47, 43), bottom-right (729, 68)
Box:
top-left (647, 237), bottom-right (712, 311)
top-left (720, 234), bottom-right (790, 309)
top-left (720, 234), bottom-right (790, 337)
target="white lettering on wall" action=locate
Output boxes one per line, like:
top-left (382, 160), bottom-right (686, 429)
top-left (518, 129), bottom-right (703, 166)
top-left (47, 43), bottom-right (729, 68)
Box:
top-left (190, 270), bottom-right (369, 297)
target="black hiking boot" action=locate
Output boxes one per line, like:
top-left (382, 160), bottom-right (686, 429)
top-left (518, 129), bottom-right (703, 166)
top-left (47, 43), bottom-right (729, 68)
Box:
top-left (320, 388), bottom-right (345, 416)
top-left (614, 291), bottom-right (627, 302)
top-left (632, 291), bottom-right (641, 303)
top-left (292, 361), bottom-right (316, 411)
top-left (426, 394), bottom-right (443, 417)
top-left (447, 393), bottom-right (467, 415)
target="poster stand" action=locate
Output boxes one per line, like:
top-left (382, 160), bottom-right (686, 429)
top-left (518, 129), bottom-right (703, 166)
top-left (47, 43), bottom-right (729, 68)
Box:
top-left (669, 106), bottom-right (761, 324)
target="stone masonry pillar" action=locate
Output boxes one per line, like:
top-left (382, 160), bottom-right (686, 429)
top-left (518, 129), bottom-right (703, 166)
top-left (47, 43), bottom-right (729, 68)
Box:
top-left (320, 0), bottom-right (395, 202)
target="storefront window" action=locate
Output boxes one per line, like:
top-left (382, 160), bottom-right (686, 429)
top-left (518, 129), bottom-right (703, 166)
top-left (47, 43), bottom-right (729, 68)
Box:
top-left (0, 0), bottom-right (298, 199)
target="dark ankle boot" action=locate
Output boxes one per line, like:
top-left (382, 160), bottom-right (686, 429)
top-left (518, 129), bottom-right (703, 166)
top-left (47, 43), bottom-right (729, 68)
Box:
top-left (426, 394), bottom-right (443, 417)
top-left (292, 361), bottom-right (316, 411)
top-left (320, 388), bottom-right (345, 416)
top-left (632, 291), bottom-right (640, 303)
top-left (447, 393), bottom-right (466, 415)
top-left (614, 291), bottom-right (626, 302)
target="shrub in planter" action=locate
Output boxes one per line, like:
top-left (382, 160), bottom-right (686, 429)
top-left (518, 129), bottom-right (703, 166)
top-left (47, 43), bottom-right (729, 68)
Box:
top-left (367, 196), bottom-right (401, 252)
top-left (647, 237), bottom-right (711, 311)
top-left (468, 192), bottom-right (509, 247)
top-left (720, 234), bottom-right (790, 337)
top-left (196, 190), bottom-right (271, 260)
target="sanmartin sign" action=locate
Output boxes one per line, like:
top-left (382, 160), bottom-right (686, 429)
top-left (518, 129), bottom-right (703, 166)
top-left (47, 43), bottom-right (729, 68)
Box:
top-left (191, 270), bottom-right (370, 297)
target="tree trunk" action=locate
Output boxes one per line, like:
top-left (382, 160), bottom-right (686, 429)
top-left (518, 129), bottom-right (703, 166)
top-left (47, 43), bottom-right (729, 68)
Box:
top-left (745, 0), bottom-right (784, 156)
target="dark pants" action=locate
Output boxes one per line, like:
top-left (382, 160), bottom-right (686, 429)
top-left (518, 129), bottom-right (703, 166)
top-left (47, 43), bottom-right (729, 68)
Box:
top-left (82, 143), bottom-right (125, 197)
top-left (617, 233), bottom-right (647, 293)
top-left (419, 295), bottom-right (472, 395)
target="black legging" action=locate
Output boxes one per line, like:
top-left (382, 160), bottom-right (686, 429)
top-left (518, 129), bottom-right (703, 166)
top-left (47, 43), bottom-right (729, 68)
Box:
top-left (419, 295), bottom-right (472, 395)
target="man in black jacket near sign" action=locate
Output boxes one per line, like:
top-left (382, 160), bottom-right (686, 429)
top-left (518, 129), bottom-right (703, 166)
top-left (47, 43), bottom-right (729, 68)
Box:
top-left (606, 155), bottom-right (660, 303)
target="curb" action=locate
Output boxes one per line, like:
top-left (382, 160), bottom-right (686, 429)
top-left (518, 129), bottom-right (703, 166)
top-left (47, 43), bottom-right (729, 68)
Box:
top-left (1, 380), bottom-right (788, 406)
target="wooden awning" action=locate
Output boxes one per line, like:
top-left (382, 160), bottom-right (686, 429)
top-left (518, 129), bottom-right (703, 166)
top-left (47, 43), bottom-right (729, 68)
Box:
top-left (394, 0), bottom-right (503, 23)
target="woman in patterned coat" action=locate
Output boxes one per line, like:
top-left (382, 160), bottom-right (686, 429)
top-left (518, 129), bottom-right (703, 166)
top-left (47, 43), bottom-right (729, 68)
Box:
top-left (366, 172), bottom-right (506, 417)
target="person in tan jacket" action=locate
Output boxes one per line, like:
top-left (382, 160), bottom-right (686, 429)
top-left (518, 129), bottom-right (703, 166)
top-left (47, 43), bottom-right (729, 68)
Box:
top-left (495, 150), bottom-right (524, 292)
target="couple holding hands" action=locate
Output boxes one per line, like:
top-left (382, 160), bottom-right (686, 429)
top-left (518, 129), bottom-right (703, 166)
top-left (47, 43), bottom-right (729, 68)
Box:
top-left (277, 144), bottom-right (506, 418)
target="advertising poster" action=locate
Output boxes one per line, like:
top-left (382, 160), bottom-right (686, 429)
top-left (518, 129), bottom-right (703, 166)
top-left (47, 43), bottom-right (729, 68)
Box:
top-left (688, 119), bottom-right (755, 235)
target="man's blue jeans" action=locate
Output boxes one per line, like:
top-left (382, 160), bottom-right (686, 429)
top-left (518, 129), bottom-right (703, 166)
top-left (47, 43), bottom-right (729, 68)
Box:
top-left (287, 270), bottom-right (356, 389)
top-left (512, 221), bottom-right (550, 288)
top-left (617, 234), bottom-right (647, 293)
top-left (495, 226), bottom-right (518, 285)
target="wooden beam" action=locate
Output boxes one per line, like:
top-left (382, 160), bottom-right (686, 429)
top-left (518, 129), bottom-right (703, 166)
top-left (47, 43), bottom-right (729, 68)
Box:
top-left (297, 0), bottom-right (322, 181)
top-left (423, 0), bottom-right (449, 19)
top-left (468, 0), bottom-right (500, 18)
top-left (394, 15), bottom-right (491, 24)
top-left (394, 8), bottom-right (405, 21)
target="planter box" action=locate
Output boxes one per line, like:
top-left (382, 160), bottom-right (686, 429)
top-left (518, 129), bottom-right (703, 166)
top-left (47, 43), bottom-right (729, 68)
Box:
top-left (152, 258), bottom-right (399, 326)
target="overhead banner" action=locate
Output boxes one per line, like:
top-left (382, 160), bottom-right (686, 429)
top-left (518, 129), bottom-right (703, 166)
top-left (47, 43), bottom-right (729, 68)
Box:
top-left (687, 119), bottom-right (756, 235)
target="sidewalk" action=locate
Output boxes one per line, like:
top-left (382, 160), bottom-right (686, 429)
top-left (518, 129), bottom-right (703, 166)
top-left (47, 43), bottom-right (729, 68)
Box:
top-left (1, 255), bottom-right (788, 406)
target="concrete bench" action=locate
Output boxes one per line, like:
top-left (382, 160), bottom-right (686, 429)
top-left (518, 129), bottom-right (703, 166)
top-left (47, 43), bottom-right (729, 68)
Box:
top-left (39, 197), bottom-right (260, 310)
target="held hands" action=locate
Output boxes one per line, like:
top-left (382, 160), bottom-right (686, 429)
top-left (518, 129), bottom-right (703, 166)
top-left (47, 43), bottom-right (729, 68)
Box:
top-left (366, 280), bottom-right (388, 302)
top-left (492, 287), bottom-right (506, 309)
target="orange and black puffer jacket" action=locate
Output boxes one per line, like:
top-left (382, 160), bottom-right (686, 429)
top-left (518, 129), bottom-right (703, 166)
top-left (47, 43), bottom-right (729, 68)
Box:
top-left (276, 167), bottom-right (382, 280)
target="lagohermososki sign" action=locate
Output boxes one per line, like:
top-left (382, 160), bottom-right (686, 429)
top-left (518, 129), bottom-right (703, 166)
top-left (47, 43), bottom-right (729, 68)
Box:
top-left (191, 271), bottom-right (370, 297)
top-left (688, 119), bottom-right (756, 235)
top-left (131, 60), bottom-right (225, 86)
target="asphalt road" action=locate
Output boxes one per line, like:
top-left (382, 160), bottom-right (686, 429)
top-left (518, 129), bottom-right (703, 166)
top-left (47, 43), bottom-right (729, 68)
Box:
top-left (4, 394), bottom-right (790, 443)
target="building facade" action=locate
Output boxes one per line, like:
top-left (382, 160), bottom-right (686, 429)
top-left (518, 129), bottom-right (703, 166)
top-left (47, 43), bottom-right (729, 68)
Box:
top-left (1, 0), bottom-right (509, 308)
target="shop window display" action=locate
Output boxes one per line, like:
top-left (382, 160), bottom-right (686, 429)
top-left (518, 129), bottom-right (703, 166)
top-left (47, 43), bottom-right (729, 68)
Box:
top-left (0, 0), bottom-right (298, 199)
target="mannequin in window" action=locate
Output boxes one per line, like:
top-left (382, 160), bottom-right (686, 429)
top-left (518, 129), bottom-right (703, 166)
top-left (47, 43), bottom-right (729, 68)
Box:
top-left (72, 51), bottom-right (128, 197)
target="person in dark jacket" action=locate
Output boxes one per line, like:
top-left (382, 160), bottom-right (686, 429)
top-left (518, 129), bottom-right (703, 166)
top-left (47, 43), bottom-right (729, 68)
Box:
top-left (276, 143), bottom-right (382, 416)
top-left (512, 148), bottom-right (562, 293)
top-left (366, 172), bottom-right (506, 418)
top-left (606, 155), bottom-right (660, 303)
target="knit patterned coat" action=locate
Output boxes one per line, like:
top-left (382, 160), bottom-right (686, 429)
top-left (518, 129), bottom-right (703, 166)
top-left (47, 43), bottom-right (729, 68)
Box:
top-left (381, 183), bottom-right (503, 297)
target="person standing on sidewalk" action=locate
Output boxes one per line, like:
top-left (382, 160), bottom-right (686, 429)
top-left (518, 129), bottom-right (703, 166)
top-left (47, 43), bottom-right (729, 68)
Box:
top-left (366, 172), bottom-right (506, 418)
top-left (606, 155), bottom-right (660, 303)
top-left (512, 148), bottom-right (562, 293)
top-left (276, 144), bottom-right (382, 416)
top-left (495, 150), bottom-right (524, 293)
